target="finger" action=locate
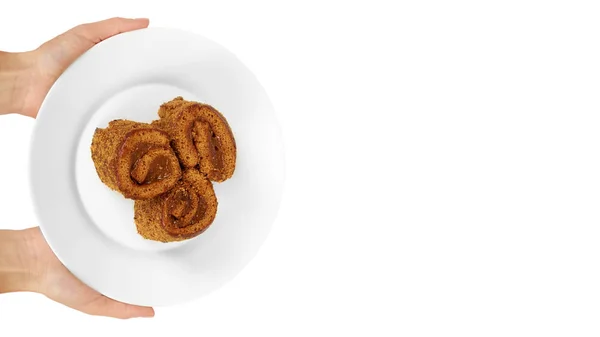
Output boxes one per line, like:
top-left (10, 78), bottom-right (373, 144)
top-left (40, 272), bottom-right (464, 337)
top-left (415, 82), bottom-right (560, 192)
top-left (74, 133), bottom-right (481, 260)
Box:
top-left (71, 17), bottom-right (150, 44)
top-left (86, 296), bottom-right (155, 319)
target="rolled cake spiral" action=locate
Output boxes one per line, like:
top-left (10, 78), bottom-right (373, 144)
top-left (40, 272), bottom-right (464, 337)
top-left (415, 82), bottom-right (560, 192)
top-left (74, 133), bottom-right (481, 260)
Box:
top-left (152, 97), bottom-right (236, 182)
top-left (91, 120), bottom-right (182, 200)
top-left (134, 169), bottom-right (218, 242)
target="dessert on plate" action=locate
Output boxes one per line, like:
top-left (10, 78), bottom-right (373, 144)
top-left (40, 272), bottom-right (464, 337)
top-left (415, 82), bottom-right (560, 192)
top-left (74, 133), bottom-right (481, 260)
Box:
top-left (90, 97), bottom-right (236, 242)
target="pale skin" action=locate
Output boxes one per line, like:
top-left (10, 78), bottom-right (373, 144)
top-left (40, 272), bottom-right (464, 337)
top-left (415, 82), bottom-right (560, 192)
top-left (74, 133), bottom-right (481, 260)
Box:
top-left (0, 17), bottom-right (155, 319)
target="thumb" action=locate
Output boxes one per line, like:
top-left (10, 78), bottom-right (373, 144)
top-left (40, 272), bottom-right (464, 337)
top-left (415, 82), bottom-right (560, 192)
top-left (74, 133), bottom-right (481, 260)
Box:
top-left (70, 17), bottom-right (150, 44)
top-left (35, 17), bottom-right (150, 78)
top-left (85, 296), bottom-right (155, 319)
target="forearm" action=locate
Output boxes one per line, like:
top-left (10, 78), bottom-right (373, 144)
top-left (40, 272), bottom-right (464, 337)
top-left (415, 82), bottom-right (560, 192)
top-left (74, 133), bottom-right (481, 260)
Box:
top-left (0, 51), bottom-right (32, 115)
top-left (0, 229), bottom-right (37, 293)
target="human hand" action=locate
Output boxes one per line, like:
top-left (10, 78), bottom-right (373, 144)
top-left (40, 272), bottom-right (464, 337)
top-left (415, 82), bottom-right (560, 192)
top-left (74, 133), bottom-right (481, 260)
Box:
top-left (1, 17), bottom-right (149, 118)
top-left (21, 227), bottom-right (154, 319)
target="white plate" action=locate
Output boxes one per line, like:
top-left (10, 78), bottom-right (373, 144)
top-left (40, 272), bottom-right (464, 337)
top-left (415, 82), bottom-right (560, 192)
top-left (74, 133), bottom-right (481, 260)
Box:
top-left (29, 27), bottom-right (285, 306)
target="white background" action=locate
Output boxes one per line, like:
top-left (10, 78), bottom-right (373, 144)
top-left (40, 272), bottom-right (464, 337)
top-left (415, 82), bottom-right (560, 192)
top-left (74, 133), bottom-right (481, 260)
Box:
top-left (1, 0), bottom-right (600, 335)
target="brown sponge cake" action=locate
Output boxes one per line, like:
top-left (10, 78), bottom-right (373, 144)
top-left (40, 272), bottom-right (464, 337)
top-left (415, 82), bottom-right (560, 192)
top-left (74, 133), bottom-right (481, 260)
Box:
top-left (134, 169), bottom-right (218, 242)
top-left (152, 97), bottom-right (236, 182)
top-left (91, 119), bottom-right (182, 200)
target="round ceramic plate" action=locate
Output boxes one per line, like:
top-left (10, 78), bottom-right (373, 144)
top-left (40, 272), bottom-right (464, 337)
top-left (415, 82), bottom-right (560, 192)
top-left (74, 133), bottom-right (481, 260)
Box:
top-left (29, 27), bottom-right (285, 306)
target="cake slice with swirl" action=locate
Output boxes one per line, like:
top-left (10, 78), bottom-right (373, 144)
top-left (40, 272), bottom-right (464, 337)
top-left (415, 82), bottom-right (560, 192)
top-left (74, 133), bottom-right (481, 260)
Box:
top-left (133, 169), bottom-right (218, 242)
top-left (91, 120), bottom-right (182, 200)
top-left (152, 97), bottom-right (236, 182)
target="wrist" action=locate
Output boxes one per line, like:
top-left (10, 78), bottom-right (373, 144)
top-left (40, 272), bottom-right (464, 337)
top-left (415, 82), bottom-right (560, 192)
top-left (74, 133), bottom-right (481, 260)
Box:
top-left (0, 228), bottom-right (40, 293)
top-left (0, 51), bottom-right (35, 116)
